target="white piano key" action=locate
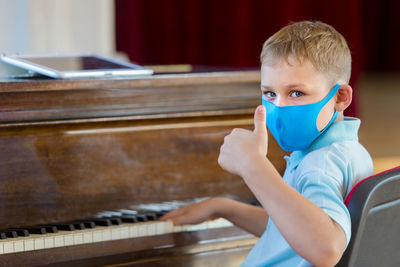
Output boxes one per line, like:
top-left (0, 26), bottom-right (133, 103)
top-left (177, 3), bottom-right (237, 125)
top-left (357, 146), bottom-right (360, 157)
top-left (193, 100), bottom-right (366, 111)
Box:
top-left (188, 224), bottom-right (199, 231)
top-left (102, 228), bottom-right (111, 241)
top-left (44, 235), bottom-right (55, 249)
top-left (3, 240), bottom-right (14, 254)
top-left (173, 225), bottom-right (182, 232)
top-left (111, 227), bottom-right (122, 240)
top-left (92, 227), bottom-right (104, 242)
top-left (162, 221), bottom-right (174, 234)
top-left (0, 241), bottom-right (3, 254)
top-left (137, 223), bottom-right (147, 237)
top-left (13, 238), bottom-right (25, 252)
top-left (121, 226), bottom-right (129, 239)
top-left (33, 236), bottom-right (45, 250)
top-left (207, 219), bottom-right (219, 228)
top-left (201, 221), bottom-right (211, 230)
top-left (182, 225), bottom-right (193, 231)
top-left (217, 218), bottom-right (233, 227)
top-left (147, 222), bottom-right (156, 236)
top-left (128, 225), bottom-right (138, 238)
top-left (206, 220), bottom-right (215, 228)
top-left (24, 238), bottom-right (35, 251)
top-left (193, 221), bottom-right (208, 231)
top-left (54, 234), bottom-right (64, 247)
top-left (82, 230), bottom-right (93, 243)
top-left (177, 225), bottom-right (188, 232)
top-left (63, 233), bottom-right (74, 246)
top-left (192, 223), bottom-right (203, 230)
top-left (155, 221), bottom-right (165, 235)
top-left (73, 232), bottom-right (84, 245)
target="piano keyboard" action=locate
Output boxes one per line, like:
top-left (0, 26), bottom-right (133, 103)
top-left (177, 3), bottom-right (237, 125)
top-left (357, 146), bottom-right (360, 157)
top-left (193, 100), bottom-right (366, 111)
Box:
top-left (0, 200), bottom-right (234, 255)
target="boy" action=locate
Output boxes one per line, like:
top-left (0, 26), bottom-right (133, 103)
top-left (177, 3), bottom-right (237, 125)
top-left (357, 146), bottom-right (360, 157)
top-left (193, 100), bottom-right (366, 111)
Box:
top-left (161, 21), bottom-right (373, 267)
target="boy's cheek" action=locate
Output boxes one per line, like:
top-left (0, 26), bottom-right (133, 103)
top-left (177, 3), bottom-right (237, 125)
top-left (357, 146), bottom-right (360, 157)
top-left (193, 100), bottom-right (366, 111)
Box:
top-left (316, 100), bottom-right (336, 131)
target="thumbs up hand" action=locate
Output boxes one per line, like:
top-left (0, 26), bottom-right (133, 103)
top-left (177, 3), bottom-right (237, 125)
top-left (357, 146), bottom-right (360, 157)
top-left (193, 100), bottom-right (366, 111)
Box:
top-left (218, 105), bottom-right (269, 177)
top-left (253, 104), bottom-right (269, 155)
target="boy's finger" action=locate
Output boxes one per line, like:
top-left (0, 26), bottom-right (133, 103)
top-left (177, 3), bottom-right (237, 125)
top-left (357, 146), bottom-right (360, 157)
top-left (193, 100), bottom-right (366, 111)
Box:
top-left (159, 213), bottom-right (172, 221)
top-left (171, 216), bottom-right (186, 226)
top-left (253, 105), bottom-right (267, 134)
top-left (159, 209), bottom-right (181, 221)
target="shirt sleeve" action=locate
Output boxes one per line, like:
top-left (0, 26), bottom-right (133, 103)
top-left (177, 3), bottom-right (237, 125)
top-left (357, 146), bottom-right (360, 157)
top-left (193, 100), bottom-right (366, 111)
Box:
top-left (295, 161), bottom-right (352, 247)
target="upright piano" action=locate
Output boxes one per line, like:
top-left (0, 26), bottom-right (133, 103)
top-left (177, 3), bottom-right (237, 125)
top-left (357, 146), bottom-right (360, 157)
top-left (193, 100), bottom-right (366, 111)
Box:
top-left (0, 70), bottom-right (286, 266)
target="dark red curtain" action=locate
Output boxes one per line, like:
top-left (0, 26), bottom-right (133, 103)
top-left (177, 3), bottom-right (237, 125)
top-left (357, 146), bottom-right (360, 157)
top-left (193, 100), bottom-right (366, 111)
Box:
top-left (362, 0), bottom-right (400, 72)
top-left (115, 0), bottom-right (399, 116)
top-left (115, 0), bottom-right (362, 66)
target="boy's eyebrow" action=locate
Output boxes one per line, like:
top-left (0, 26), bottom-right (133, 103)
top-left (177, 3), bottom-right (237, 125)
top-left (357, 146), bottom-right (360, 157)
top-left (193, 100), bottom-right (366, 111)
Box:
top-left (260, 85), bottom-right (273, 90)
top-left (260, 84), bottom-right (308, 90)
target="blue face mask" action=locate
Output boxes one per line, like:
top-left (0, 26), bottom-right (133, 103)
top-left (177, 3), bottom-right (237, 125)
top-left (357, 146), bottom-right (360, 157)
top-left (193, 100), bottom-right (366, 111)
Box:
top-left (262, 84), bottom-right (340, 151)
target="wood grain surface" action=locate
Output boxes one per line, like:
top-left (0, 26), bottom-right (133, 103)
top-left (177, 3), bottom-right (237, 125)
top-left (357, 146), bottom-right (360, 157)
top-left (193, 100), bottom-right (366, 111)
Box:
top-left (0, 71), bottom-right (287, 229)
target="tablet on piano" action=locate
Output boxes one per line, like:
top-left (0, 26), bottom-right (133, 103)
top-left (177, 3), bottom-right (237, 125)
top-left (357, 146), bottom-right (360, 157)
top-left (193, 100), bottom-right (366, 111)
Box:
top-left (0, 54), bottom-right (154, 79)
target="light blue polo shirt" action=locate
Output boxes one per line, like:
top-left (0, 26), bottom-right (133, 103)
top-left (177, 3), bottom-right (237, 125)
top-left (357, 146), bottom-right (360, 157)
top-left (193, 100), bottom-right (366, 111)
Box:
top-left (241, 117), bottom-right (373, 267)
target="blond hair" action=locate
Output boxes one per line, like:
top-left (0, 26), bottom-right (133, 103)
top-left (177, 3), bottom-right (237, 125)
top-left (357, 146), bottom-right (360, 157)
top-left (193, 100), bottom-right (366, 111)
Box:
top-left (260, 21), bottom-right (351, 84)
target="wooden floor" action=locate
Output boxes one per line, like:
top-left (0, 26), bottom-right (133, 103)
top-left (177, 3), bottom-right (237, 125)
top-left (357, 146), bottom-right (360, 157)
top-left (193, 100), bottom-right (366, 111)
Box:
top-left (357, 73), bottom-right (400, 173)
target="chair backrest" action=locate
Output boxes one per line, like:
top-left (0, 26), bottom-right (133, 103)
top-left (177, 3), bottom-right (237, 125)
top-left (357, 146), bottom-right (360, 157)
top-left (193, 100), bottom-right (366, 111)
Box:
top-left (336, 166), bottom-right (400, 267)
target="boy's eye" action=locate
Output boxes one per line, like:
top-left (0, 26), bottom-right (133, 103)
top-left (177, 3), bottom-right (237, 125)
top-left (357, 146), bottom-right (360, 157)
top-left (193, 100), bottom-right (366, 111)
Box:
top-left (263, 91), bottom-right (276, 98)
top-left (290, 90), bottom-right (304, 98)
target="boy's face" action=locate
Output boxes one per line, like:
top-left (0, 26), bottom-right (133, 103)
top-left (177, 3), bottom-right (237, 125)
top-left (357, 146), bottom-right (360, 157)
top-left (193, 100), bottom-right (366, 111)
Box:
top-left (261, 56), bottom-right (338, 131)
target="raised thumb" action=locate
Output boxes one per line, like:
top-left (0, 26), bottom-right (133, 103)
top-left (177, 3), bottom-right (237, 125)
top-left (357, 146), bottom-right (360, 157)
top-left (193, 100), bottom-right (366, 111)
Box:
top-left (253, 105), bottom-right (267, 134)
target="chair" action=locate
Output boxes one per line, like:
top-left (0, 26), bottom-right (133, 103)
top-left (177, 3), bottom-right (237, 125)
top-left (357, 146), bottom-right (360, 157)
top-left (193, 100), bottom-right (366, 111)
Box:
top-left (336, 166), bottom-right (400, 267)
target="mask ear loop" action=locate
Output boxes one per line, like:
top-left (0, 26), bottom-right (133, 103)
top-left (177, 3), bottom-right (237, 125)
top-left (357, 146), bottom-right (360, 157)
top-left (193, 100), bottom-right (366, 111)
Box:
top-left (316, 84), bottom-right (341, 132)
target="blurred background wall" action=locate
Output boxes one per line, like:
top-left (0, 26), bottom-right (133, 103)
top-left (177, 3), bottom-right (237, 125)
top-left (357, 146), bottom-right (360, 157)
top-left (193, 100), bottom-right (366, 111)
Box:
top-left (0, 0), bottom-right (115, 56)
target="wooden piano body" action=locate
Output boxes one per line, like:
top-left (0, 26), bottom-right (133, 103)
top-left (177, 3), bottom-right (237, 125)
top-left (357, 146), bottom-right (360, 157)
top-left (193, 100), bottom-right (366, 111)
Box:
top-left (0, 71), bottom-right (286, 266)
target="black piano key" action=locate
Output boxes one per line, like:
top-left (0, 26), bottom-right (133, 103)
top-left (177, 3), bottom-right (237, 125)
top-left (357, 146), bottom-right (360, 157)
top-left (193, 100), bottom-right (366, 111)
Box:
top-left (41, 225), bottom-right (58, 233)
top-left (144, 213), bottom-right (157, 221)
top-left (135, 214), bottom-right (148, 222)
top-left (82, 221), bottom-right (96, 229)
top-left (71, 222), bottom-right (85, 230)
top-left (155, 210), bottom-right (168, 218)
top-left (92, 218), bottom-right (112, 227)
top-left (3, 230), bottom-right (18, 238)
top-left (26, 226), bottom-right (47, 235)
top-left (119, 216), bottom-right (138, 223)
top-left (0, 232), bottom-right (7, 239)
top-left (6, 229), bottom-right (29, 237)
top-left (108, 217), bottom-right (122, 225)
top-left (54, 223), bottom-right (75, 231)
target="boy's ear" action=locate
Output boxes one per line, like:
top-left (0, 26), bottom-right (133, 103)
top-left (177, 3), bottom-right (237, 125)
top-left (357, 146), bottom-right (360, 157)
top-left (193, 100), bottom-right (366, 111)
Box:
top-left (335, 84), bottom-right (352, 112)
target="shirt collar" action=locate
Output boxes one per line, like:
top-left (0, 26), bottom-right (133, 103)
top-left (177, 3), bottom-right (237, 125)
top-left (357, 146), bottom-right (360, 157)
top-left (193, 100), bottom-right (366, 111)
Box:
top-left (284, 117), bottom-right (361, 171)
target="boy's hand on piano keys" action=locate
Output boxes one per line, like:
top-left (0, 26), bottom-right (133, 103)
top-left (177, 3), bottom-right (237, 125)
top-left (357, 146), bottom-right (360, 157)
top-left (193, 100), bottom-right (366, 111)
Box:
top-left (159, 198), bottom-right (219, 226)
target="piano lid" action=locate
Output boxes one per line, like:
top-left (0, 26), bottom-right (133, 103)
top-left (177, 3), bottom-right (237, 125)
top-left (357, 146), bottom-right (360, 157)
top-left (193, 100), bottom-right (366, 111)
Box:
top-left (0, 71), bottom-right (261, 124)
